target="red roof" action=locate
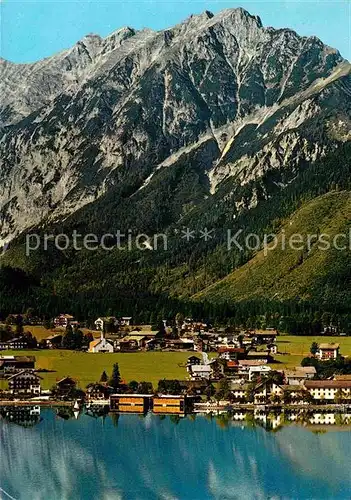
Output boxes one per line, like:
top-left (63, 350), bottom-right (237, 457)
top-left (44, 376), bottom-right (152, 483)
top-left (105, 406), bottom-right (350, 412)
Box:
top-left (218, 347), bottom-right (246, 353)
top-left (227, 361), bottom-right (238, 368)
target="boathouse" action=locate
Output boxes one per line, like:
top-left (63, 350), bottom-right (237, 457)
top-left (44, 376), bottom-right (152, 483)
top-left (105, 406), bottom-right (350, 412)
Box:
top-left (153, 395), bottom-right (187, 415)
top-left (110, 394), bottom-right (152, 413)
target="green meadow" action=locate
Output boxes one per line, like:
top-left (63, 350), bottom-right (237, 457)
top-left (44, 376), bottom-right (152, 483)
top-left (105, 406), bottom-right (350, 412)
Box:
top-left (1, 335), bottom-right (351, 390)
top-left (272, 335), bottom-right (351, 369)
top-left (2, 350), bottom-right (193, 389)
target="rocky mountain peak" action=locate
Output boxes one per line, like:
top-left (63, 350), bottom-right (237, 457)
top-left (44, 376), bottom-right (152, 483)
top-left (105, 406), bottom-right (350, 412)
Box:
top-left (219, 7), bottom-right (262, 26)
top-left (0, 8), bottom-right (350, 246)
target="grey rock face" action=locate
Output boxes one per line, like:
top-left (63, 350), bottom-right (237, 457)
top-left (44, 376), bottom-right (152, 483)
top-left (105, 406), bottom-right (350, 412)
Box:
top-left (0, 8), bottom-right (350, 244)
top-left (0, 27), bottom-right (136, 126)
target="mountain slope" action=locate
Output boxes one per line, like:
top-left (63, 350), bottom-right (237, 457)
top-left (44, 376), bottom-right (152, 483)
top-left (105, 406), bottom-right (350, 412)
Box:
top-left (193, 191), bottom-right (351, 304)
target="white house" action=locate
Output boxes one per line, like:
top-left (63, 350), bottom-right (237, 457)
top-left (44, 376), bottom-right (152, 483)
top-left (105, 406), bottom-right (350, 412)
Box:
top-left (89, 332), bottom-right (114, 353)
top-left (248, 365), bottom-right (272, 382)
top-left (285, 366), bottom-right (317, 385)
top-left (120, 317), bottom-right (132, 326)
top-left (253, 381), bottom-right (284, 404)
top-left (189, 365), bottom-right (212, 380)
top-left (304, 380), bottom-right (351, 401)
top-left (8, 370), bottom-right (42, 395)
top-left (95, 318), bottom-right (105, 330)
top-left (94, 317), bottom-right (118, 331)
top-left (317, 343), bottom-right (340, 360)
top-left (229, 382), bottom-right (250, 400)
top-left (268, 343), bottom-right (278, 355)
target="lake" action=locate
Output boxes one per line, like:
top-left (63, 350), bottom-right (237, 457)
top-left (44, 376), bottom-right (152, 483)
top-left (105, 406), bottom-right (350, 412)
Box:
top-left (1, 408), bottom-right (350, 499)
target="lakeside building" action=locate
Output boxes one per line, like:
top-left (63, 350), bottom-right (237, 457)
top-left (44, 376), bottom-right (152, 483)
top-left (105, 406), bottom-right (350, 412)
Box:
top-left (229, 382), bottom-right (251, 402)
top-left (0, 355), bottom-right (36, 375)
top-left (251, 379), bottom-right (307, 404)
top-left (317, 343), bottom-right (340, 360)
top-left (253, 381), bottom-right (283, 404)
top-left (109, 394), bottom-right (193, 415)
top-left (178, 380), bottom-right (208, 395)
top-left (89, 332), bottom-right (114, 353)
top-left (304, 380), bottom-right (351, 400)
top-left (153, 395), bottom-right (187, 415)
top-left (86, 384), bottom-right (112, 402)
top-left (253, 380), bottom-right (307, 405)
top-left (55, 377), bottom-right (77, 397)
top-left (8, 370), bottom-right (42, 396)
top-left (110, 394), bottom-right (152, 413)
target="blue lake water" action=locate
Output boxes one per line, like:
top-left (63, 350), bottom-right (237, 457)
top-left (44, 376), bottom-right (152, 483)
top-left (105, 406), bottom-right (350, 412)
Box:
top-left (1, 410), bottom-right (351, 499)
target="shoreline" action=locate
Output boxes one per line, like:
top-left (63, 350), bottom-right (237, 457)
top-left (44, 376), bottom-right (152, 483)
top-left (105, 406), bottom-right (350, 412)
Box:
top-left (0, 400), bottom-right (74, 407)
top-left (1, 400), bottom-right (351, 411)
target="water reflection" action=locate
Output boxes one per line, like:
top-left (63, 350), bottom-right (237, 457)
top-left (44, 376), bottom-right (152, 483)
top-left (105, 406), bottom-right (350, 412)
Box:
top-left (0, 405), bottom-right (42, 427)
top-left (1, 407), bottom-right (351, 499)
top-left (2, 405), bottom-right (351, 432)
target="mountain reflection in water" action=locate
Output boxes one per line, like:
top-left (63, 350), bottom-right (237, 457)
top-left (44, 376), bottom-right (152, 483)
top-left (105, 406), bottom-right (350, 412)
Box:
top-left (1, 408), bottom-right (350, 500)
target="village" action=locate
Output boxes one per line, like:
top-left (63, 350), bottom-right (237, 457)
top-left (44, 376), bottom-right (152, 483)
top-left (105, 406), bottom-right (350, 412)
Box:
top-left (0, 312), bottom-right (347, 356)
top-left (1, 312), bottom-right (351, 416)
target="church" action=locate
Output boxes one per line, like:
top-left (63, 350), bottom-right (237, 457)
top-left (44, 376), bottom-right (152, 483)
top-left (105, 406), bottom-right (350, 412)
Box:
top-left (89, 332), bottom-right (114, 353)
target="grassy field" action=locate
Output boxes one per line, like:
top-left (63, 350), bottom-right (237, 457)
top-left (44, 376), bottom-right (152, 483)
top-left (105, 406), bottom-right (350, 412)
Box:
top-left (271, 335), bottom-right (351, 369)
top-left (2, 335), bottom-right (351, 391)
top-left (1, 350), bottom-right (193, 389)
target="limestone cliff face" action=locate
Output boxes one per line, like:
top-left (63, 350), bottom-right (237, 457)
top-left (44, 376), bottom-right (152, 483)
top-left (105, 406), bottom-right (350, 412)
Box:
top-left (0, 8), bottom-right (350, 244)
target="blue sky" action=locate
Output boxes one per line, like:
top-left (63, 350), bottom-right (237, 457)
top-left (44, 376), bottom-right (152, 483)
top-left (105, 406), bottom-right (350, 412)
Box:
top-left (1, 0), bottom-right (350, 63)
